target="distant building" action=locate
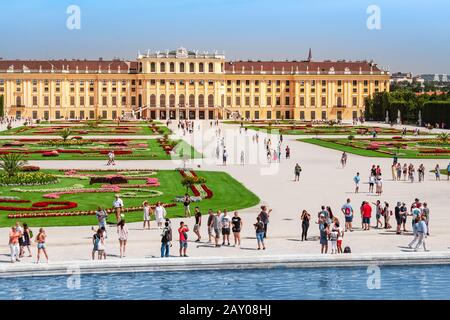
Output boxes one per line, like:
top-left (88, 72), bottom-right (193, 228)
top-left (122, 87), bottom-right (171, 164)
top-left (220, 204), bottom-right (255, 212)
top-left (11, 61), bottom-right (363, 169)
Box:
top-left (390, 72), bottom-right (413, 84)
top-left (420, 74), bottom-right (450, 83)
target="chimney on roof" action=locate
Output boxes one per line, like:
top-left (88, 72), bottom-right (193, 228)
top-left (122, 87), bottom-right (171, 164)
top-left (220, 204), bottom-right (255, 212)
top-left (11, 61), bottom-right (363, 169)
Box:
top-left (99, 57), bottom-right (103, 61)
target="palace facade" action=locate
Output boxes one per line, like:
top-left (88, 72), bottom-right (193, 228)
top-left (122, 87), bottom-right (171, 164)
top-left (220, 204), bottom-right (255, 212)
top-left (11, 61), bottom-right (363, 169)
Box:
top-left (0, 48), bottom-right (390, 121)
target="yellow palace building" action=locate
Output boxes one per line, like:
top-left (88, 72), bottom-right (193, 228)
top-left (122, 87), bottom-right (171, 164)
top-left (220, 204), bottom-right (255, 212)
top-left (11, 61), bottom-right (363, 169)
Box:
top-left (0, 47), bottom-right (389, 121)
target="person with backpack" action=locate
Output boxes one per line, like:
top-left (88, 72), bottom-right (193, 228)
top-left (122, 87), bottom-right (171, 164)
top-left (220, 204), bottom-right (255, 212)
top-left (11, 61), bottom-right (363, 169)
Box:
top-left (341, 198), bottom-right (354, 232)
top-left (254, 216), bottom-right (266, 250)
top-left (161, 221), bottom-right (171, 258)
top-left (294, 163), bottom-right (302, 181)
top-left (178, 221), bottom-right (189, 257)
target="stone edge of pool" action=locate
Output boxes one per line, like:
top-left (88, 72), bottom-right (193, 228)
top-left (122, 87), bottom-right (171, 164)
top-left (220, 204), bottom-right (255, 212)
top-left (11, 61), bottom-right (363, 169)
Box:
top-left (1, 252), bottom-right (450, 278)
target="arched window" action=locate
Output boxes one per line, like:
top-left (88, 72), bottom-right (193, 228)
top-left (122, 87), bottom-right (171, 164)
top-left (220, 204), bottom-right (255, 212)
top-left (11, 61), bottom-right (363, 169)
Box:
top-left (189, 94), bottom-right (195, 107)
top-left (199, 63), bottom-right (204, 73)
top-left (208, 63), bottom-right (214, 73)
top-left (150, 62), bottom-right (156, 73)
top-left (179, 94), bottom-right (185, 107)
top-left (170, 62), bottom-right (175, 73)
top-left (160, 62), bottom-right (166, 72)
top-left (169, 94), bottom-right (176, 107)
top-left (208, 94), bottom-right (214, 107)
top-left (160, 94), bottom-right (166, 107)
top-left (198, 94), bottom-right (205, 107)
top-left (189, 63), bottom-right (195, 73)
top-left (180, 62), bottom-right (185, 73)
top-left (16, 96), bottom-right (22, 106)
top-left (150, 94), bottom-right (156, 107)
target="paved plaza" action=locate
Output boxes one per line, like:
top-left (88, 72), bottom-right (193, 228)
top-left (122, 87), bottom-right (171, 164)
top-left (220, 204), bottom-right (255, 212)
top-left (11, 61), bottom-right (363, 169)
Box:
top-left (0, 120), bottom-right (449, 267)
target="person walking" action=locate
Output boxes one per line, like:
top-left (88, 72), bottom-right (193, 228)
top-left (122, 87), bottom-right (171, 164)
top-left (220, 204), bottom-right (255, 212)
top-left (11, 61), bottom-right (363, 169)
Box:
top-left (418, 164), bottom-right (425, 182)
top-left (395, 202), bottom-right (402, 234)
top-left (373, 200), bottom-right (383, 228)
top-left (353, 173), bottom-right (361, 193)
top-left (294, 163), bottom-right (302, 181)
top-left (117, 220), bottom-right (128, 258)
top-left (422, 202), bottom-right (430, 236)
top-left (231, 211), bottom-right (243, 247)
top-left (183, 194), bottom-right (191, 218)
top-left (258, 206), bottom-right (272, 239)
top-left (402, 163), bottom-right (408, 181)
top-left (447, 162), bottom-right (450, 180)
top-left (341, 198), bottom-right (354, 232)
top-left (220, 210), bottom-right (232, 246)
top-left (254, 216), bottom-right (266, 250)
top-left (178, 221), bottom-right (189, 257)
top-left (414, 216), bottom-right (428, 252)
top-left (435, 164), bottom-right (441, 181)
top-left (207, 209), bottom-right (214, 244)
top-left (396, 163), bottom-right (402, 181)
top-left (285, 145), bottom-right (290, 159)
top-left (400, 203), bottom-right (408, 232)
top-left (213, 210), bottom-right (222, 247)
top-left (368, 175), bottom-right (375, 194)
top-left (193, 207), bottom-right (202, 242)
top-left (341, 152), bottom-right (347, 168)
top-left (9, 226), bottom-right (21, 263)
top-left (240, 150), bottom-right (245, 165)
top-left (154, 202), bottom-right (167, 229)
top-left (112, 194), bottom-right (124, 223)
top-left (222, 148), bottom-right (228, 165)
top-left (160, 221), bottom-right (171, 258)
top-left (92, 229), bottom-right (103, 260)
top-left (375, 176), bottom-right (383, 196)
top-left (96, 206), bottom-right (108, 229)
top-left (21, 223), bottom-right (33, 258)
top-left (330, 219), bottom-right (340, 254)
top-left (300, 210), bottom-right (311, 241)
top-left (383, 202), bottom-right (392, 229)
top-left (361, 201), bottom-right (372, 231)
top-left (142, 201), bottom-right (152, 230)
top-left (318, 215), bottom-right (329, 254)
top-left (35, 228), bottom-right (49, 264)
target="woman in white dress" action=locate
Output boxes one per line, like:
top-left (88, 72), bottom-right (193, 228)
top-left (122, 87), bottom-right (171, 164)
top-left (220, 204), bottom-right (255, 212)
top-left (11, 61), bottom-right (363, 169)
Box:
top-left (154, 201), bottom-right (167, 229)
top-left (142, 201), bottom-right (153, 230)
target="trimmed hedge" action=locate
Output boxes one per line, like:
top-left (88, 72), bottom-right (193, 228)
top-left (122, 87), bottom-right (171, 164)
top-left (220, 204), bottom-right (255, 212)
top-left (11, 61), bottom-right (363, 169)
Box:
top-left (422, 101), bottom-right (450, 128)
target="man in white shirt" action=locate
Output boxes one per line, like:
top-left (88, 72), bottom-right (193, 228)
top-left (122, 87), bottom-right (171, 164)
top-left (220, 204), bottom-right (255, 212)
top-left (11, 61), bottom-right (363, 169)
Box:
top-left (112, 195), bottom-right (124, 223)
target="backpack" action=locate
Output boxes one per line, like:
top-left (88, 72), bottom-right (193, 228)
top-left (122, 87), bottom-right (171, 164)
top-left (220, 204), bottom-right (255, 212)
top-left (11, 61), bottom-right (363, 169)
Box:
top-left (345, 207), bottom-right (351, 215)
top-left (93, 234), bottom-right (100, 247)
top-left (183, 231), bottom-right (188, 240)
top-left (29, 230), bottom-right (33, 239)
top-left (343, 246), bottom-right (352, 253)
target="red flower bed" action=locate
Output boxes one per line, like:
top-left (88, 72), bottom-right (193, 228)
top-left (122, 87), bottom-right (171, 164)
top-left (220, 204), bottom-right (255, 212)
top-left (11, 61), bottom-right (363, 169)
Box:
top-left (99, 150), bottom-right (133, 155)
top-left (56, 149), bottom-right (84, 154)
top-left (419, 149), bottom-right (450, 154)
top-left (42, 151), bottom-right (59, 157)
top-left (0, 201), bottom-right (78, 211)
top-left (201, 184), bottom-right (213, 199)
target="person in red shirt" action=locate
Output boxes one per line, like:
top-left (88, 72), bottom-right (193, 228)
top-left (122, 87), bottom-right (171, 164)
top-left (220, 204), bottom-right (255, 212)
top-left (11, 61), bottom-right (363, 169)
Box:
top-left (362, 201), bottom-right (372, 231)
top-left (178, 221), bottom-right (189, 257)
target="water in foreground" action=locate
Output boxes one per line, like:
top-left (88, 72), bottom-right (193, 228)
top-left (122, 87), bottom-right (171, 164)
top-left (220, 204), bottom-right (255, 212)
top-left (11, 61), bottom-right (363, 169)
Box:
top-left (0, 264), bottom-right (447, 300)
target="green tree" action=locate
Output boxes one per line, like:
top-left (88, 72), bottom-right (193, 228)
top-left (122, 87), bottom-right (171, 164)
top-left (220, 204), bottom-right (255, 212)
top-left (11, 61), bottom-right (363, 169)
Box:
top-left (0, 95), bottom-right (4, 117)
top-left (0, 154), bottom-right (28, 177)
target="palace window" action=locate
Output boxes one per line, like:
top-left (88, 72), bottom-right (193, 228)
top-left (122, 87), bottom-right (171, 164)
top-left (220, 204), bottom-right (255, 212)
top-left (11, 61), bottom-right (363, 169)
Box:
top-left (150, 95), bottom-right (156, 107)
top-left (44, 96), bottom-right (49, 106)
top-left (160, 63), bottom-right (166, 72)
top-left (189, 63), bottom-right (195, 73)
top-left (56, 96), bottom-right (61, 106)
top-left (300, 96), bottom-right (305, 106)
top-left (150, 62), bottom-right (156, 72)
top-left (285, 97), bottom-right (290, 105)
top-left (352, 97), bottom-right (358, 106)
top-left (80, 96), bottom-right (85, 106)
top-left (70, 97), bottom-right (75, 106)
top-left (33, 96), bottom-right (38, 106)
top-left (311, 97), bottom-right (316, 106)
top-left (170, 62), bottom-right (175, 73)
top-left (337, 80), bottom-right (342, 86)
top-left (208, 63), bottom-right (214, 73)
top-left (199, 94), bottom-right (205, 107)
top-left (112, 97), bottom-right (117, 106)
top-left (226, 96), bottom-right (232, 106)
top-left (189, 94), bottom-right (195, 107)
top-left (208, 94), bottom-right (214, 107)
top-left (235, 96), bottom-right (241, 106)
top-left (199, 63), bottom-right (204, 73)
top-left (245, 96), bottom-right (250, 106)
top-left (180, 62), bottom-right (185, 73)
top-left (266, 96), bottom-right (272, 106)
top-left (321, 97), bottom-right (326, 106)
top-left (102, 97), bottom-right (107, 106)
top-left (90, 96), bottom-right (95, 106)
top-left (160, 94), bottom-right (166, 107)
top-left (276, 97), bottom-right (281, 106)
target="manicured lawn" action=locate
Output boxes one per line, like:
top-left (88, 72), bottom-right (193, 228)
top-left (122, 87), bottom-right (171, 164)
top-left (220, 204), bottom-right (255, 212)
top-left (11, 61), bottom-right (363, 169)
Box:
top-left (0, 139), bottom-right (202, 160)
top-left (246, 125), bottom-right (429, 136)
top-left (300, 138), bottom-right (450, 159)
top-left (0, 170), bottom-right (260, 227)
top-left (0, 124), bottom-right (171, 136)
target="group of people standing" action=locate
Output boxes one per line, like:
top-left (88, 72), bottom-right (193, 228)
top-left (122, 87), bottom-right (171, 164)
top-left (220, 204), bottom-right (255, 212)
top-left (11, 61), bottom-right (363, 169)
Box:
top-left (8, 222), bottom-right (48, 263)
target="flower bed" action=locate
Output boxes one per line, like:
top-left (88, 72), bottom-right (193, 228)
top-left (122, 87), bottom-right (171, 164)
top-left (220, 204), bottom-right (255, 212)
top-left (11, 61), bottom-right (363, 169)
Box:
top-left (0, 200), bottom-right (77, 211)
top-left (0, 172), bottom-right (58, 186)
top-left (7, 203), bottom-right (177, 219)
top-left (89, 175), bottom-right (129, 185)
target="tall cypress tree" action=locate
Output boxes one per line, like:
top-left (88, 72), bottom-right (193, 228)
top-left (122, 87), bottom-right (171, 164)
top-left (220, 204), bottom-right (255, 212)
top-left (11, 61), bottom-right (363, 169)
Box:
top-left (0, 95), bottom-right (4, 117)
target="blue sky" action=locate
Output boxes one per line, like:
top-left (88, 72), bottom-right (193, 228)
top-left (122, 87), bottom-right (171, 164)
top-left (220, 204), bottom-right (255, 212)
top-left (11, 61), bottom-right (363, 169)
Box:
top-left (0, 0), bottom-right (449, 74)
